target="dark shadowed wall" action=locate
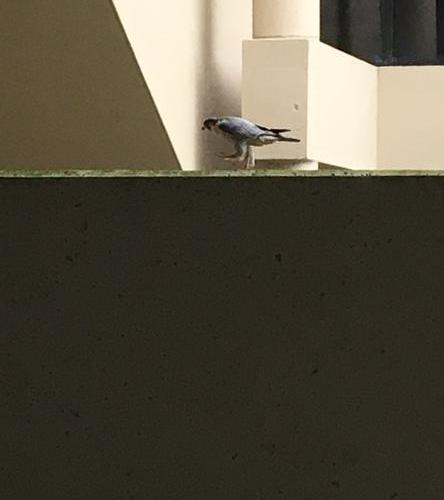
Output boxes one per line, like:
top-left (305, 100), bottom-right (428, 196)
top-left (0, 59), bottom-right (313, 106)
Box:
top-left (393, 0), bottom-right (437, 63)
top-left (1, 177), bottom-right (443, 499)
top-left (0, 1), bottom-right (178, 170)
top-left (321, 0), bottom-right (384, 64)
top-left (438, 0), bottom-right (444, 56)
top-left (322, 0), bottom-right (440, 65)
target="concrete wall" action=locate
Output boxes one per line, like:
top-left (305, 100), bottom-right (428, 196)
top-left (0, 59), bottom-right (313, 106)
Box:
top-left (307, 42), bottom-right (378, 169)
top-left (0, 0), bottom-right (178, 170)
top-left (378, 66), bottom-right (444, 170)
top-left (2, 176), bottom-right (444, 498)
top-left (113, 0), bottom-right (253, 171)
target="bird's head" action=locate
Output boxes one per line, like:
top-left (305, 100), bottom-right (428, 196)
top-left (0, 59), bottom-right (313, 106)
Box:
top-left (202, 118), bottom-right (218, 131)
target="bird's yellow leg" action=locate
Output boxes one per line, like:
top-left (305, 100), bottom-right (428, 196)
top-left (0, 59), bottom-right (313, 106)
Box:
top-left (245, 147), bottom-right (255, 169)
top-left (216, 152), bottom-right (242, 160)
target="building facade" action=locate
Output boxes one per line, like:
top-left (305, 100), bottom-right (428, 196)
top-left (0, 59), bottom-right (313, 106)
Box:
top-left (0, 0), bottom-right (443, 171)
top-left (245, 0), bottom-right (444, 170)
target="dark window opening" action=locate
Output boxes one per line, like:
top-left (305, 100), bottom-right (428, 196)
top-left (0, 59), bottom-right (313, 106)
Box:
top-left (321, 0), bottom-right (442, 66)
top-left (437, 0), bottom-right (444, 58)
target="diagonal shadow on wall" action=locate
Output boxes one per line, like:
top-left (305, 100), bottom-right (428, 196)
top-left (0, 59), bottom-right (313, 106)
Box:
top-left (0, 0), bottom-right (179, 170)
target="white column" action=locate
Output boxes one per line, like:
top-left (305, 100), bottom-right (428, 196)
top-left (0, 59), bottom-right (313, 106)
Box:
top-left (253, 0), bottom-right (320, 39)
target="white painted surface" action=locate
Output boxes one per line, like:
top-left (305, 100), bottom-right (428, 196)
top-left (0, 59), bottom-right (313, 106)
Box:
top-left (307, 42), bottom-right (378, 170)
top-left (253, 0), bottom-right (320, 38)
top-left (242, 40), bottom-right (377, 169)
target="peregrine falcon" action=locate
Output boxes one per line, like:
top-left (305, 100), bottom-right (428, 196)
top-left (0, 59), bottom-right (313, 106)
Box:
top-left (202, 116), bottom-right (300, 169)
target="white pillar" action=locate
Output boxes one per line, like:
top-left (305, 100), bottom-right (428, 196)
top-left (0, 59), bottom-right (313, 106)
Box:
top-left (253, 0), bottom-right (320, 39)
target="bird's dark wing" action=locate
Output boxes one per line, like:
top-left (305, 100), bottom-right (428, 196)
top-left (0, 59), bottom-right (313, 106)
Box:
top-left (217, 121), bottom-right (238, 135)
top-left (256, 124), bottom-right (291, 134)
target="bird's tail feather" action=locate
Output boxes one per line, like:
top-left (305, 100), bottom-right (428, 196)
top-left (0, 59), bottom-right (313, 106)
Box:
top-left (270, 128), bottom-right (291, 134)
top-left (278, 136), bottom-right (301, 143)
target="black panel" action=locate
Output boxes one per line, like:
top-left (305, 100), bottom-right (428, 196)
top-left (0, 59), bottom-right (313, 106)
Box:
top-left (321, 0), bottom-right (441, 65)
top-left (381, 0), bottom-right (395, 63)
top-left (437, 0), bottom-right (444, 57)
top-left (393, 0), bottom-right (437, 64)
top-left (321, 0), bottom-right (384, 64)
top-left (320, 0), bottom-right (342, 52)
top-left (346, 0), bottom-right (385, 64)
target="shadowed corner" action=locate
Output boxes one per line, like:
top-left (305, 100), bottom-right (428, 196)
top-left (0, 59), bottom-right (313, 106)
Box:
top-left (196, 0), bottom-right (214, 172)
top-left (196, 0), bottom-right (251, 173)
top-left (107, 0), bottom-right (181, 170)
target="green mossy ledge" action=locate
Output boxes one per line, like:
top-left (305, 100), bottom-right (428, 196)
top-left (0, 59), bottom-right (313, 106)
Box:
top-left (1, 169), bottom-right (444, 178)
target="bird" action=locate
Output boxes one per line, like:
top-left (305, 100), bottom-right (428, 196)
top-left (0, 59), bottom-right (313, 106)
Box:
top-left (202, 116), bottom-right (300, 169)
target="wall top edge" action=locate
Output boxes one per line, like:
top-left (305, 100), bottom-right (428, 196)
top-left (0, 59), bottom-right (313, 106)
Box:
top-left (243, 37), bottom-right (309, 45)
top-left (0, 170), bottom-right (444, 178)
top-left (244, 39), bottom-right (376, 69)
top-left (245, 38), bottom-right (444, 70)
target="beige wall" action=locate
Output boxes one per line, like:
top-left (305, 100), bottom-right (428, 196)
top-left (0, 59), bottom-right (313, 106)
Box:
top-left (242, 39), bottom-right (308, 161)
top-left (113, 0), bottom-right (252, 171)
top-left (0, 0), bottom-right (178, 170)
top-left (378, 67), bottom-right (444, 170)
top-left (253, 0), bottom-right (320, 38)
top-left (307, 42), bottom-right (378, 170)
